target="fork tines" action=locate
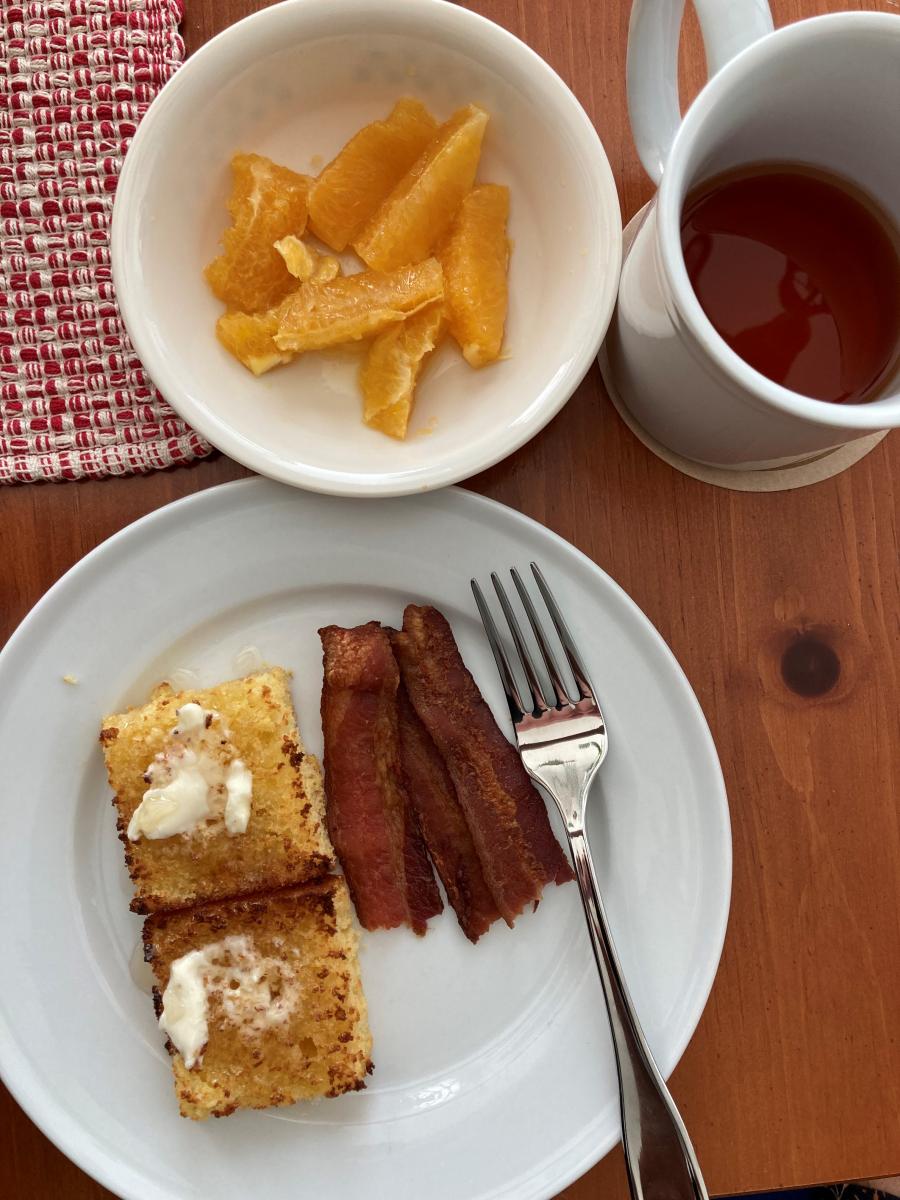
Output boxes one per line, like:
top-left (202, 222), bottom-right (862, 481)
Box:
top-left (471, 563), bottom-right (596, 721)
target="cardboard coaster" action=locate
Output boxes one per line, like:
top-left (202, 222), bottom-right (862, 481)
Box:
top-left (598, 205), bottom-right (889, 493)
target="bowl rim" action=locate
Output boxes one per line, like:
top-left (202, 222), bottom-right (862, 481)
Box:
top-left (111, 0), bottom-right (622, 497)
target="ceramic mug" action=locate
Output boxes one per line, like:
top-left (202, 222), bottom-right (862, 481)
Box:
top-left (607, 1), bottom-right (900, 469)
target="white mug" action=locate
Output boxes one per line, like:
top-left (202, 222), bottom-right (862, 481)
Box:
top-left (607, 1), bottom-right (900, 469)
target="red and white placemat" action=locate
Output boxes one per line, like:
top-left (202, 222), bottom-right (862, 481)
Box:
top-left (0, 0), bottom-right (212, 484)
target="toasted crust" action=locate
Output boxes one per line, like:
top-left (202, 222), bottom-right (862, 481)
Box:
top-left (101, 669), bottom-right (334, 913)
top-left (143, 877), bottom-right (373, 1119)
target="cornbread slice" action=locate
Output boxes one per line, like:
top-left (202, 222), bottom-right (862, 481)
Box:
top-left (101, 669), bottom-right (333, 913)
top-left (144, 877), bottom-right (373, 1119)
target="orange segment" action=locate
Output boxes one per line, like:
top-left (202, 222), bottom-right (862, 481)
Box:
top-left (205, 154), bottom-right (311, 312)
top-left (312, 256), bottom-right (342, 283)
top-left (361, 302), bottom-right (446, 439)
top-left (308, 98), bottom-right (437, 252)
top-left (274, 258), bottom-right (444, 354)
top-left (439, 183), bottom-right (510, 367)
top-left (353, 104), bottom-right (489, 272)
top-left (312, 257), bottom-right (342, 283)
top-left (274, 236), bottom-right (341, 282)
top-left (216, 308), bottom-right (294, 376)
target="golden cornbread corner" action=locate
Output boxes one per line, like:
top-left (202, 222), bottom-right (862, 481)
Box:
top-left (100, 668), bottom-right (334, 913)
top-left (144, 878), bottom-right (373, 1119)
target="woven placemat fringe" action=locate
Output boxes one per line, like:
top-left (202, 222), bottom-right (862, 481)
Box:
top-left (0, 0), bottom-right (212, 484)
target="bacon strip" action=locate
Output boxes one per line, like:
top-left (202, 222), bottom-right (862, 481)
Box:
top-left (319, 622), bottom-right (442, 935)
top-left (392, 606), bottom-right (573, 926)
top-left (395, 674), bottom-right (501, 943)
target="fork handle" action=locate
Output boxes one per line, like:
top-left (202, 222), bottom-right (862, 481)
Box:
top-left (568, 829), bottom-right (709, 1200)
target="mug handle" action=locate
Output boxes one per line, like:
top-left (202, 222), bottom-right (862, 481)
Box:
top-left (627, 0), bottom-right (774, 183)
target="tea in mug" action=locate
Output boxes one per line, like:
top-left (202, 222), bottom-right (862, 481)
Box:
top-left (680, 164), bottom-right (900, 404)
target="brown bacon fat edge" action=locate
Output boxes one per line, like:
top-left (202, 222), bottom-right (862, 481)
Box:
top-left (319, 622), bottom-right (442, 935)
top-left (395, 675), bottom-right (501, 943)
top-left (393, 606), bottom-right (574, 926)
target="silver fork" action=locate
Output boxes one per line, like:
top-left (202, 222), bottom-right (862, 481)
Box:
top-left (472, 563), bottom-right (708, 1200)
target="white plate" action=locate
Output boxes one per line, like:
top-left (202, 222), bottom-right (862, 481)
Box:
top-left (0, 479), bottom-right (730, 1200)
top-left (111, 0), bottom-right (622, 496)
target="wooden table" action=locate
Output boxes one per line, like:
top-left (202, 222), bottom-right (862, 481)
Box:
top-left (3, 1), bottom-right (899, 1196)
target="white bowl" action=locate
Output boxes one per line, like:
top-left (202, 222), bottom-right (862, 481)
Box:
top-left (111, 0), bottom-right (621, 497)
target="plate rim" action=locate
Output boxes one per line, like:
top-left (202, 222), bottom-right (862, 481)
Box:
top-left (0, 477), bottom-right (731, 1200)
top-left (109, 0), bottom-right (623, 498)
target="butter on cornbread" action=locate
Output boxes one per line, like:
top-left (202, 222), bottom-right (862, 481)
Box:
top-left (101, 668), bottom-right (333, 913)
top-left (144, 877), bottom-right (373, 1119)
